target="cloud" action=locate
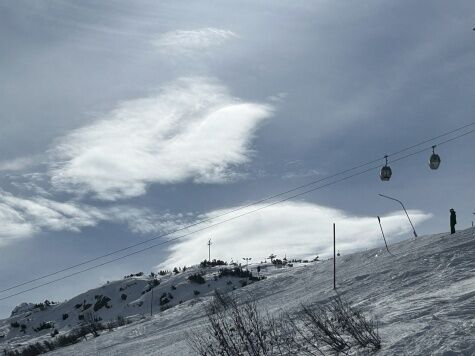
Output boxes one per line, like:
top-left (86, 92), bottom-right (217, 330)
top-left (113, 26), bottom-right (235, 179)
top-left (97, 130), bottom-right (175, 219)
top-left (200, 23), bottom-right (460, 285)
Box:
top-left (281, 169), bottom-right (320, 179)
top-left (0, 202), bottom-right (36, 245)
top-left (152, 28), bottom-right (237, 54)
top-left (158, 201), bottom-right (431, 269)
top-left (0, 156), bottom-right (40, 172)
top-left (104, 207), bottom-right (187, 235)
top-left (281, 160), bottom-right (321, 179)
top-left (0, 189), bottom-right (174, 246)
top-left (49, 77), bottom-right (273, 200)
top-left (0, 190), bottom-right (103, 246)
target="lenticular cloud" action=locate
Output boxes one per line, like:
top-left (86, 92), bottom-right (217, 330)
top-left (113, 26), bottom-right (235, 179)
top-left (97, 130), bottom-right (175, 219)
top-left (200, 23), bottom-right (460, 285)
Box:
top-left (49, 78), bottom-right (273, 200)
top-left (158, 201), bottom-right (432, 269)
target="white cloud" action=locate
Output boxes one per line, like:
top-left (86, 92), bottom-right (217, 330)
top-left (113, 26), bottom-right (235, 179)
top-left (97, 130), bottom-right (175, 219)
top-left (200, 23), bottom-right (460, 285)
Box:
top-left (49, 77), bottom-right (273, 200)
top-left (105, 207), bottom-right (187, 235)
top-left (152, 28), bottom-right (237, 54)
top-left (158, 201), bottom-right (431, 269)
top-left (0, 202), bottom-right (36, 245)
top-left (10, 181), bottom-right (51, 197)
top-left (0, 190), bottom-right (173, 246)
top-left (0, 190), bottom-right (104, 246)
top-left (0, 156), bottom-right (40, 172)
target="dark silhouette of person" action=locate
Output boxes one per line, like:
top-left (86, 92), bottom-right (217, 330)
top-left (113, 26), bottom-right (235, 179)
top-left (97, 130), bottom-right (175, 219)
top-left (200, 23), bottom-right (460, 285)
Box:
top-left (450, 209), bottom-right (457, 234)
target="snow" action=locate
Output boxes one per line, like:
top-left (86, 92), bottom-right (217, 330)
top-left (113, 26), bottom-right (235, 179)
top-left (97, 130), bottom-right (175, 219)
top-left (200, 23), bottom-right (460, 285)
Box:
top-left (9, 303), bottom-right (36, 317)
top-left (1, 227), bottom-right (474, 355)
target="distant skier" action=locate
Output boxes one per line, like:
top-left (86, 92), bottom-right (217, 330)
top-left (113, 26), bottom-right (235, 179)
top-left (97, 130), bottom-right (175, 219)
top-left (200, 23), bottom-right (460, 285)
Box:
top-left (450, 209), bottom-right (457, 234)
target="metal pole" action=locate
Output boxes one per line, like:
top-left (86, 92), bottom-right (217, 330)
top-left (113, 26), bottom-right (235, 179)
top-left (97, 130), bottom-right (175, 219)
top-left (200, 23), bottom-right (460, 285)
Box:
top-left (150, 287), bottom-right (153, 317)
top-left (377, 216), bottom-right (394, 256)
top-left (378, 194), bottom-right (418, 237)
top-left (243, 258), bottom-right (251, 271)
top-left (208, 239), bottom-right (211, 262)
top-left (333, 223), bottom-right (336, 290)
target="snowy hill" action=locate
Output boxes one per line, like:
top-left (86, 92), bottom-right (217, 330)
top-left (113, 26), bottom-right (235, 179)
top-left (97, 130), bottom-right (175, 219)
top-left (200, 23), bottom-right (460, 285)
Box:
top-left (1, 227), bottom-right (474, 355)
top-left (0, 262), bottom-right (264, 352)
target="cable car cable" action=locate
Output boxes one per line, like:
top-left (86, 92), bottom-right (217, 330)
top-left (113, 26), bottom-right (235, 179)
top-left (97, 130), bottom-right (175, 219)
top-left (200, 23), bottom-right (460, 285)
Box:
top-left (0, 128), bottom-right (473, 301)
top-left (0, 124), bottom-right (474, 297)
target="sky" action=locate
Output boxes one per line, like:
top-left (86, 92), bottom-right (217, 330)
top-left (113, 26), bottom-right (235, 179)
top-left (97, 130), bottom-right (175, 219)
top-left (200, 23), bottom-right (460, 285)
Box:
top-left (0, 0), bottom-right (474, 318)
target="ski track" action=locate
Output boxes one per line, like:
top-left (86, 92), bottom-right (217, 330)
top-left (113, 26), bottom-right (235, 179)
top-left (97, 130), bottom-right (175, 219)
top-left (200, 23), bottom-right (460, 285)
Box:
top-left (2, 228), bottom-right (474, 355)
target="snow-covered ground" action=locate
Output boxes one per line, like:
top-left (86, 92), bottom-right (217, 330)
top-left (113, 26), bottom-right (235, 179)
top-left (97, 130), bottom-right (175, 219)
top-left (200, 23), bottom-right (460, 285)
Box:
top-left (2, 227), bottom-right (474, 355)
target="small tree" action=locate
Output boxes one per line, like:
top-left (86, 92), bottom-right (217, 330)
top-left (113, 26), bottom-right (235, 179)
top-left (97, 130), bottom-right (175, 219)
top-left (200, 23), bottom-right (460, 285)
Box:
top-left (82, 313), bottom-right (102, 338)
top-left (116, 315), bottom-right (127, 326)
top-left (188, 273), bottom-right (206, 284)
top-left (159, 293), bottom-right (170, 306)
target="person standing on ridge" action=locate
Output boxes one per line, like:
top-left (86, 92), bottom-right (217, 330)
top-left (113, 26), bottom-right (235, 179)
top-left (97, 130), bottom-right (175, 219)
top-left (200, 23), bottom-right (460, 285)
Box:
top-left (450, 209), bottom-right (457, 234)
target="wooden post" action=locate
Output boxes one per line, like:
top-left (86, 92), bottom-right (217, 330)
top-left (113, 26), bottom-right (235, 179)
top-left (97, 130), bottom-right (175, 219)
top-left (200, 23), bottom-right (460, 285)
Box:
top-left (333, 223), bottom-right (336, 290)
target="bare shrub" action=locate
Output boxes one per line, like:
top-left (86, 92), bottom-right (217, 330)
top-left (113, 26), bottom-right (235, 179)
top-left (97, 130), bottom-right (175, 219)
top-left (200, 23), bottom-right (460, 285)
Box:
top-left (188, 292), bottom-right (381, 356)
top-left (329, 297), bottom-right (381, 351)
top-left (116, 315), bottom-right (128, 327)
top-left (187, 290), bottom-right (300, 356)
top-left (3, 313), bottom-right (136, 356)
top-left (81, 312), bottom-right (102, 338)
top-left (292, 295), bottom-right (380, 354)
top-left (293, 303), bottom-right (350, 354)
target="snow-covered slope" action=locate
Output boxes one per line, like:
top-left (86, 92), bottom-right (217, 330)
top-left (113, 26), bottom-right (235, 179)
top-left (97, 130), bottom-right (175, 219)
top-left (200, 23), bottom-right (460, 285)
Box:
top-left (0, 263), bottom-right (260, 351)
top-left (2, 227), bottom-right (474, 355)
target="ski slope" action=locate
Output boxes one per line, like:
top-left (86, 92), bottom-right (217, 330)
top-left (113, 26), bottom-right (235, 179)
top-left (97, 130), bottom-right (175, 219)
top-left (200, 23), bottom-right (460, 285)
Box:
top-left (2, 227), bottom-right (474, 355)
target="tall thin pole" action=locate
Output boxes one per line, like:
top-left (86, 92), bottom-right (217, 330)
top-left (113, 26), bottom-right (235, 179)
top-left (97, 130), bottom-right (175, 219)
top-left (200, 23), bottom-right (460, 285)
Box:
top-left (377, 216), bottom-right (394, 256)
top-left (150, 287), bottom-right (153, 317)
top-left (243, 257), bottom-right (251, 271)
top-left (333, 223), bottom-right (336, 290)
top-left (378, 194), bottom-right (418, 237)
top-left (208, 239), bottom-right (212, 262)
